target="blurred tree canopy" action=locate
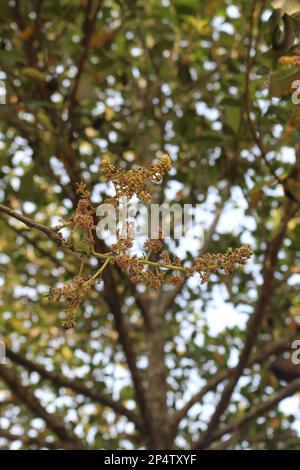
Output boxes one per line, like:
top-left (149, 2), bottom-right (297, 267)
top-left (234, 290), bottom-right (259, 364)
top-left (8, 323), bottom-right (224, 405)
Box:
top-left (1, 0), bottom-right (300, 450)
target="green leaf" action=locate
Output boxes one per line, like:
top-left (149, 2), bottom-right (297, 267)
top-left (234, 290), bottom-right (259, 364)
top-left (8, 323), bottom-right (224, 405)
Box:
top-left (269, 67), bottom-right (300, 96)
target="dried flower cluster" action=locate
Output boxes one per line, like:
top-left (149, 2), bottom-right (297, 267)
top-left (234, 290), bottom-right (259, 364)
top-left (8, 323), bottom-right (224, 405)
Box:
top-left (48, 275), bottom-right (94, 329)
top-left (279, 55), bottom-right (300, 67)
top-left (144, 229), bottom-right (163, 252)
top-left (189, 246), bottom-right (252, 284)
top-left (112, 237), bottom-right (252, 289)
top-left (102, 154), bottom-right (171, 204)
top-left (49, 154), bottom-right (253, 329)
top-left (284, 109), bottom-right (300, 139)
top-left (71, 182), bottom-right (95, 245)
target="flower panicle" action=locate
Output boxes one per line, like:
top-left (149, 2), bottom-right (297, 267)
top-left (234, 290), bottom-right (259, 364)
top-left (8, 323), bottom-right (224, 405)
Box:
top-left (50, 156), bottom-right (253, 329)
top-left (102, 154), bottom-right (171, 204)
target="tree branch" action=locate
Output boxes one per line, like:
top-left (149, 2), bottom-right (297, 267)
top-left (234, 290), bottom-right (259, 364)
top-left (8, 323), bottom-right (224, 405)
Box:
top-left (192, 200), bottom-right (296, 449)
top-left (0, 364), bottom-right (83, 448)
top-left (0, 203), bottom-right (84, 259)
top-left (170, 335), bottom-right (295, 434)
top-left (0, 429), bottom-right (67, 450)
top-left (144, 300), bottom-right (169, 448)
top-left (101, 267), bottom-right (150, 435)
top-left (0, 203), bottom-right (63, 246)
top-left (5, 346), bottom-right (144, 432)
top-left (206, 378), bottom-right (300, 448)
top-left (68, 0), bottom-right (103, 125)
top-left (0, 214), bottom-right (65, 271)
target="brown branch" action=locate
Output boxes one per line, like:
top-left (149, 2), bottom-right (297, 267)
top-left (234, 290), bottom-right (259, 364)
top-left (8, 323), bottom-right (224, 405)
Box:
top-left (0, 210), bottom-right (149, 436)
top-left (0, 364), bottom-right (83, 448)
top-left (0, 167), bottom-right (151, 439)
top-left (0, 203), bottom-right (63, 246)
top-left (101, 267), bottom-right (150, 435)
top-left (170, 335), bottom-right (295, 435)
top-left (0, 214), bottom-right (64, 271)
top-left (144, 301), bottom-right (169, 448)
top-left (192, 200), bottom-right (296, 449)
top-left (0, 203), bottom-right (85, 259)
top-left (68, 0), bottom-right (103, 125)
top-left (0, 429), bottom-right (67, 450)
top-left (243, 1), bottom-right (300, 207)
top-left (5, 346), bottom-right (144, 432)
top-left (174, 57), bottom-right (230, 98)
top-left (206, 378), bottom-right (300, 448)
top-left (33, 0), bottom-right (44, 39)
top-left (13, 1), bottom-right (43, 77)
top-left (191, 2), bottom-right (297, 448)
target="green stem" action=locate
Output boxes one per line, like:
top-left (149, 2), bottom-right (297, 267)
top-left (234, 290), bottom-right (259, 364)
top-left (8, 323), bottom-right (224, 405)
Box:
top-left (138, 258), bottom-right (186, 272)
top-left (90, 246), bottom-right (113, 259)
top-left (78, 257), bottom-right (85, 276)
top-left (55, 221), bottom-right (73, 231)
top-left (88, 256), bottom-right (112, 283)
